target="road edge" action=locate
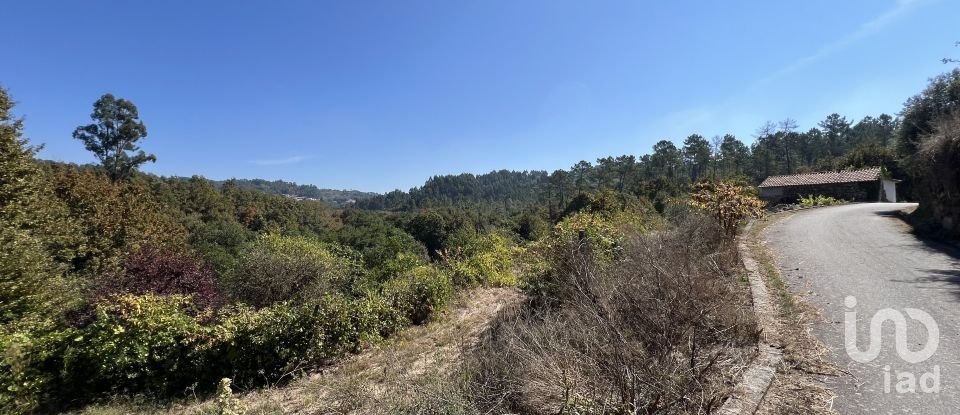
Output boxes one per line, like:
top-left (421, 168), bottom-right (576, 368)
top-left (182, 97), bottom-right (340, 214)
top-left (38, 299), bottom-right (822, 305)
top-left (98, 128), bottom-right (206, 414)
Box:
top-left (717, 221), bottom-right (784, 415)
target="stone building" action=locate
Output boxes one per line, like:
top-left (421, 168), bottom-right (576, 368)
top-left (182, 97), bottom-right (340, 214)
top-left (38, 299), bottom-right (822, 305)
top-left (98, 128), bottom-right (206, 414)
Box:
top-left (758, 167), bottom-right (898, 204)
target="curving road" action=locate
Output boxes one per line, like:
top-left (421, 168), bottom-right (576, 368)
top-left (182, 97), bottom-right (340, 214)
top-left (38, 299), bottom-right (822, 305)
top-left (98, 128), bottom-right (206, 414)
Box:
top-left (764, 203), bottom-right (960, 414)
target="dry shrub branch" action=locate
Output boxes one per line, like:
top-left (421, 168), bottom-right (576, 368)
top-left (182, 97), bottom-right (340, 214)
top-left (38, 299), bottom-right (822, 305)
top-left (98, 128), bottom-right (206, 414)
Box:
top-left (467, 216), bottom-right (759, 414)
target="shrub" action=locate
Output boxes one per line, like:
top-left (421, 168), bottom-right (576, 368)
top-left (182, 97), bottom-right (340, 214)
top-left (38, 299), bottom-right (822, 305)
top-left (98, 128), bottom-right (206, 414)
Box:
top-left (98, 246), bottom-right (222, 310)
top-left (211, 293), bottom-right (404, 386)
top-left (689, 181), bottom-right (765, 237)
top-left (60, 294), bottom-right (209, 400)
top-left (211, 301), bottom-right (316, 385)
top-left (378, 252), bottom-right (428, 282)
top-left (467, 216), bottom-right (759, 413)
top-left (186, 217), bottom-right (256, 274)
top-left (0, 325), bottom-right (75, 413)
top-left (443, 233), bottom-right (519, 287)
top-left (351, 292), bottom-right (407, 340)
top-left (404, 209), bottom-right (477, 258)
top-left (799, 194), bottom-right (846, 207)
top-left (333, 210), bottom-right (428, 272)
top-left (383, 265), bottom-right (453, 325)
top-left (551, 211), bottom-right (623, 263)
top-left (228, 234), bottom-right (364, 307)
top-left (908, 111), bottom-right (960, 236)
top-left (512, 209), bottom-right (549, 241)
top-left (4, 290), bottom-right (413, 411)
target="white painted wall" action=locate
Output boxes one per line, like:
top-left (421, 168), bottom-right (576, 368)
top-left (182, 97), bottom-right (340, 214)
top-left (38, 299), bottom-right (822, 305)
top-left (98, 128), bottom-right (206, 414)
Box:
top-left (882, 179), bottom-right (897, 202)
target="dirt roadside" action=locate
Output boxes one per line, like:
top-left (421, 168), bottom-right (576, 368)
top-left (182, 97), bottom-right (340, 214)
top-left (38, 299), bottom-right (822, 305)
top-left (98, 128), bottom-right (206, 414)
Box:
top-left (746, 213), bottom-right (843, 415)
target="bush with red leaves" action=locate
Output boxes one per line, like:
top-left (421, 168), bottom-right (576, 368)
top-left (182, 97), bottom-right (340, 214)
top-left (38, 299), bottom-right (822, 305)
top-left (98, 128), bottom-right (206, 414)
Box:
top-left (100, 247), bottom-right (222, 310)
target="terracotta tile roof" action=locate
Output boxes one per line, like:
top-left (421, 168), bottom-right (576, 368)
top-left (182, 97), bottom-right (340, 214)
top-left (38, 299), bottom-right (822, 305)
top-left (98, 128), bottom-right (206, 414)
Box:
top-left (758, 167), bottom-right (881, 188)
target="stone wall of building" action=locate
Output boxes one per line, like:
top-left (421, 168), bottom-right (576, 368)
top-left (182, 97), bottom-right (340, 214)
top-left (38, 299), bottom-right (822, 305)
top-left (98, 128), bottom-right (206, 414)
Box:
top-left (761, 181), bottom-right (880, 204)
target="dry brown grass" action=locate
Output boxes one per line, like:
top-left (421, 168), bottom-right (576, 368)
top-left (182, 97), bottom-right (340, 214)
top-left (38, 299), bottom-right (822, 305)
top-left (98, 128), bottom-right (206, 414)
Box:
top-left (466, 216), bottom-right (759, 414)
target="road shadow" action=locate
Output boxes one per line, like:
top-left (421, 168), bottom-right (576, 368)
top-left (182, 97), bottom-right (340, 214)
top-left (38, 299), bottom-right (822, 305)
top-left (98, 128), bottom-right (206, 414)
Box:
top-left (874, 208), bottom-right (960, 301)
top-left (874, 209), bottom-right (960, 255)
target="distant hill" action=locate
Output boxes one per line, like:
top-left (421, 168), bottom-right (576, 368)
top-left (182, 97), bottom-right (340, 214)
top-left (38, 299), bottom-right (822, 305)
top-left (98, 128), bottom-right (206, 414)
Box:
top-left (357, 169), bottom-right (549, 211)
top-left (215, 178), bottom-right (378, 207)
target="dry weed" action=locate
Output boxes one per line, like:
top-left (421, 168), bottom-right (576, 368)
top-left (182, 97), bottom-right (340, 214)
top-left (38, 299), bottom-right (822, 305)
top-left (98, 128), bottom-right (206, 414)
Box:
top-left (468, 216), bottom-right (759, 414)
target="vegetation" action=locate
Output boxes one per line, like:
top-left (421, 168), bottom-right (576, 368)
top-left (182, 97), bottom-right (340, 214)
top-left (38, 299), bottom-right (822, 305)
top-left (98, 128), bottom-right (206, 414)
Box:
top-left (0, 90), bottom-right (498, 413)
top-left (359, 111), bottom-right (902, 217)
top-left (4, 62), bottom-right (960, 412)
top-left (799, 194), bottom-right (847, 207)
top-left (72, 94), bottom-right (155, 183)
top-left (897, 69), bottom-right (960, 237)
top-left (689, 182), bottom-right (766, 237)
top-left (465, 211), bottom-right (757, 413)
top-left (213, 178), bottom-right (377, 207)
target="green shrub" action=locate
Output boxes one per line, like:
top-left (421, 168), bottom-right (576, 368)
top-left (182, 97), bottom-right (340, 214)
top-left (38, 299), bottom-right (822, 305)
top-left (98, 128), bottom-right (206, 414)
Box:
top-left (3, 290), bottom-right (415, 411)
top-left (333, 210), bottom-right (428, 272)
top-left (60, 294), bottom-right (209, 399)
top-left (444, 233), bottom-right (519, 287)
top-left (351, 293), bottom-right (407, 340)
top-left (799, 194), bottom-right (846, 207)
top-left (522, 211), bottom-right (634, 305)
top-left (383, 266), bottom-right (453, 325)
top-left (0, 324), bottom-right (74, 413)
top-left (227, 234), bottom-right (365, 307)
top-left (211, 301), bottom-right (315, 385)
top-left (551, 211), bottom-right (623, 263)
top-left (212, 293), bottom-right (405, 386)
top-left (377, 252), bottom-right (427, 282)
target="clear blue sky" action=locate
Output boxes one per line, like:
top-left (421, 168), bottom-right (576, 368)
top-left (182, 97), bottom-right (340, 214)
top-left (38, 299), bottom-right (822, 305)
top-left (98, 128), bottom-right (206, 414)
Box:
top-left (2, 0), bottom-right (957, 192)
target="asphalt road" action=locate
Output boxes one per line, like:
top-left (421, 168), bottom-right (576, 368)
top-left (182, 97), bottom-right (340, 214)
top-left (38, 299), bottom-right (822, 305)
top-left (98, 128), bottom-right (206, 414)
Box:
top-left (764, 203), bottom-right (960, 414)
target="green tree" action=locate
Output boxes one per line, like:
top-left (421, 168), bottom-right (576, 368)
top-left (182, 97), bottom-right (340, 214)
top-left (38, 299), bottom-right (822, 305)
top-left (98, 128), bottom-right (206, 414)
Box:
top-left (614, 155), bottom-right (636, 194)
top-left (48, 165), bottom-right (187, 276)
top-left (682, 134), bottom-right (712, 181)
top-left (818, 113), bottom-right (853, 157)
top-left (571, 160), bottom-right (593, 194)
top-left (897, 69), bottom-right (960, 157)
top-left (778, 119), bottom-right (799, 173)
top-left (718, 134), bottom-right (750, 176)
top-left (594, 156), bottom-right (617, 191)
top-left (0, 87), bottom-right (74, 325)
top-left (851, 114), bottom-right (899, 148)
top-left (650, 140), bottom-right (683, 181)
top-left (548, 169), bottom-right (571, 219)
top-left (73, 93), bottom-right (155, 182)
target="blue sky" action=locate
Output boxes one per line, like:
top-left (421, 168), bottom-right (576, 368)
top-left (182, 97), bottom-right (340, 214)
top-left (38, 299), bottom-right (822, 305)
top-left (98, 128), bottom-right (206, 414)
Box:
top-left (1, 0), bottom-right (957, 192)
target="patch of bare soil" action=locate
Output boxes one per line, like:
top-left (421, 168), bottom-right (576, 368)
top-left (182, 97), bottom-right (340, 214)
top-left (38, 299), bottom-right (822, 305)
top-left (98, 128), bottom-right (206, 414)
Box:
top-left (748, 215), bottom-right (843, 415)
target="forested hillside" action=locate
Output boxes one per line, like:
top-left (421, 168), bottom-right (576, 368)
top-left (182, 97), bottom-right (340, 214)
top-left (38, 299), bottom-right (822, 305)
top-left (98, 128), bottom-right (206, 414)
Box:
top-left (0, 90), bottom-right (531, 412)
top-left (0, 88), bottom-right (763, 413)
top-left (212, 178), bottom-right (377, 207)
top-left (361, 111), bottom-right (902, 215)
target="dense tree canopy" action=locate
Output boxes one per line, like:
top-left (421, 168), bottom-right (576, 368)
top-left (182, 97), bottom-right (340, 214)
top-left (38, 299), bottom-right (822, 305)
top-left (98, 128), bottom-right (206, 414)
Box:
top-left (360, 109), bottom-right (905, 216)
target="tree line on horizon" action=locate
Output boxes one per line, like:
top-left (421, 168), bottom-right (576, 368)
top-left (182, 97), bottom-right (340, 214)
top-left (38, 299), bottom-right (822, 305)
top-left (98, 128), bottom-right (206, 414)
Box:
top-left (359, 111), bottom-right (901, 214)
